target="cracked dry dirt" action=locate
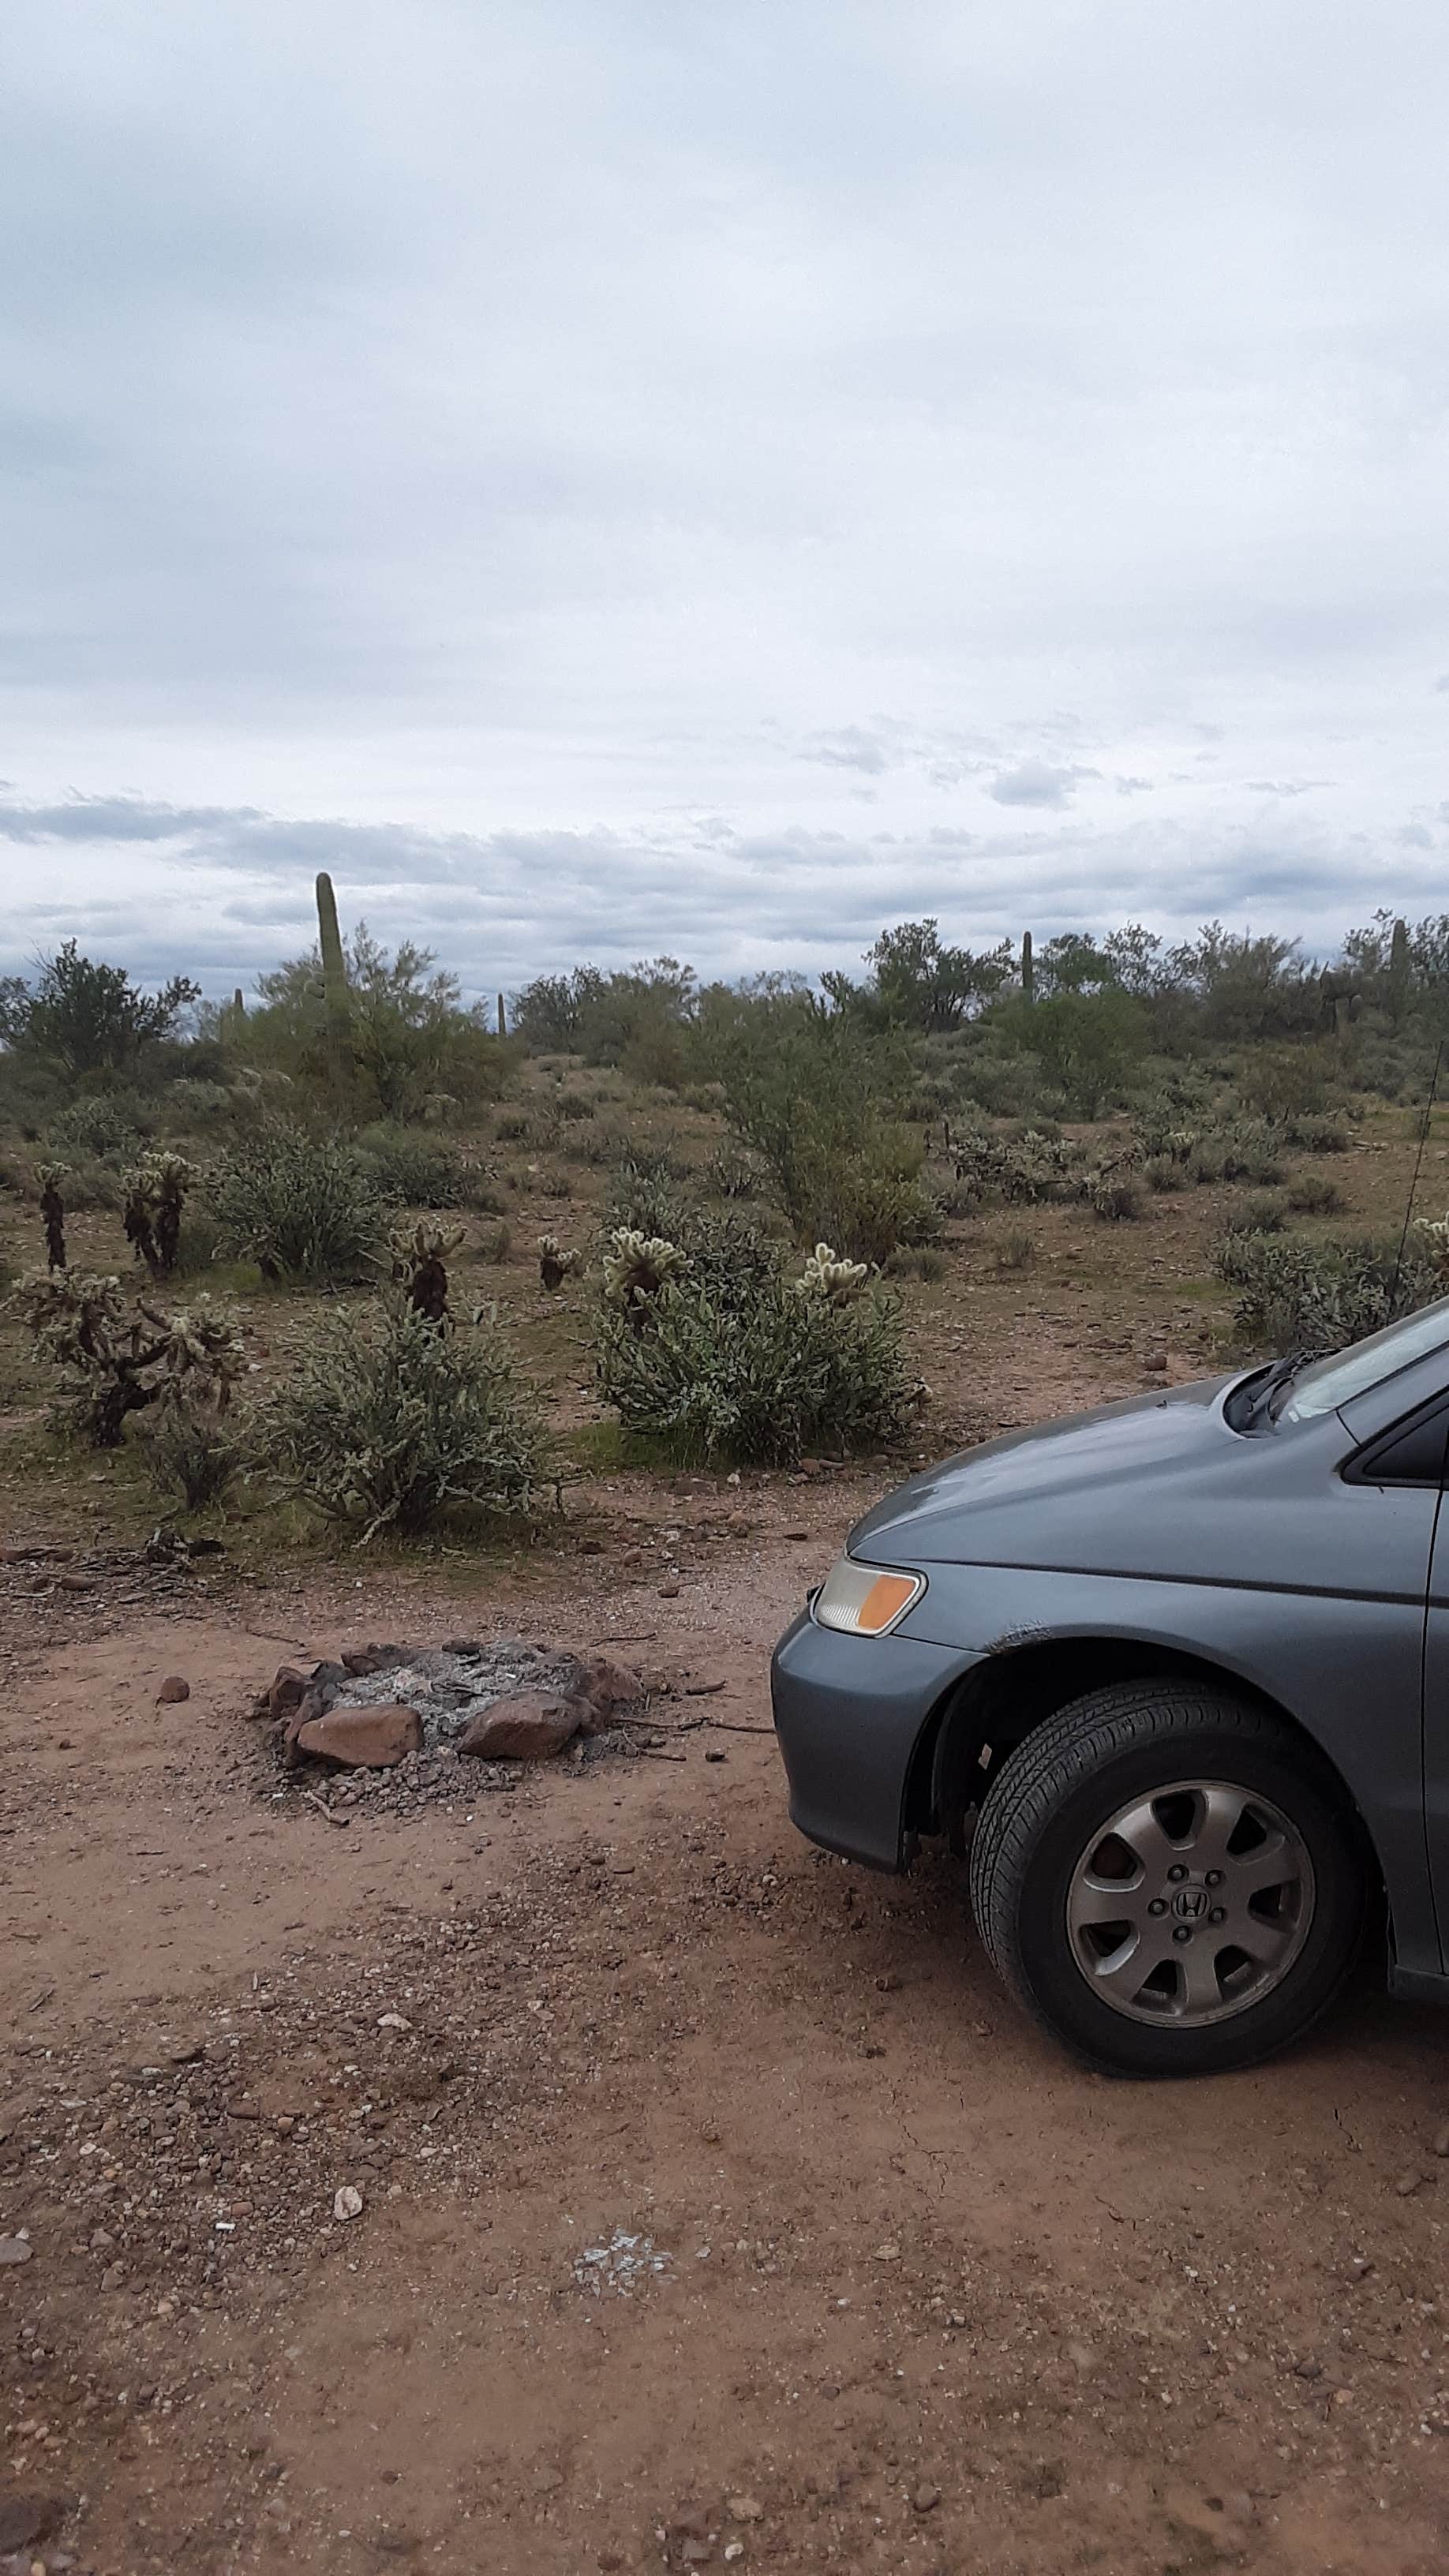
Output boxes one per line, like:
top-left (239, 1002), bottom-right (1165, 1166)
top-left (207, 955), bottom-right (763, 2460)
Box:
top-left (4, 1493), bottom-right (1449, 2576)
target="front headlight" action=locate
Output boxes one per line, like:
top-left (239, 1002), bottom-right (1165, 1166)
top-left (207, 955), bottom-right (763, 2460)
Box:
top-left (813, 1556), bottom-right (926, 1638)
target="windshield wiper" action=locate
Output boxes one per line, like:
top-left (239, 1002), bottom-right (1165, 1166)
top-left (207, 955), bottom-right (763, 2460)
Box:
top-left (1237, 1350), bottom-right (1318, 1431)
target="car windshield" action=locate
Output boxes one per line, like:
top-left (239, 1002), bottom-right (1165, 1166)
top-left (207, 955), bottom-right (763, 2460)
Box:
top-left (1275, 1294), bottom-right (1449, 1423)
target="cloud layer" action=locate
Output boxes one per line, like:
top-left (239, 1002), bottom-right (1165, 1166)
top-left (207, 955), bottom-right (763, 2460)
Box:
top-left (2, 1), bottom-right (1448, 994)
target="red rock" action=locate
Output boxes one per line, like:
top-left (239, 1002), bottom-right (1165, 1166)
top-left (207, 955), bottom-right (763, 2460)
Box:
top-left (156, 1676), bottom-right (190, 1704)
top-left (294, 1705), bottom-right (424, 1769)
top-left (268, 1666), bottom-right (311, 1722)
top-left (574, 1656), bottom-right (644, 1713)
top-left (455, 1690), bottom-right (590, 1761)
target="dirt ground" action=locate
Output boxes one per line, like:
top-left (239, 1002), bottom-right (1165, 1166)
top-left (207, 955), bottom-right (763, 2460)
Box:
top-left (7, 1106), bottom-right (1449, 2572)
top-left (5, 1450), bottom-right (1449, 2576)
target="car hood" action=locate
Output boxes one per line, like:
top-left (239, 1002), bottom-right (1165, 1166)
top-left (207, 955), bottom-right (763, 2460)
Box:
top-left (852, 1372), bottom-right (1252, 1574)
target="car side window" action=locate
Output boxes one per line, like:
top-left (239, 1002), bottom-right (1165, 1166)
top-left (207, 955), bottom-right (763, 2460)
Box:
top-left (1345, 1401), bottom-right (1449, 1488)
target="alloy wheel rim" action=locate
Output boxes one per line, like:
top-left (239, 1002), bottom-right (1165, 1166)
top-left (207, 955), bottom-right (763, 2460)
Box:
top-left (1065, 1777), bottom-right (1316, 2027)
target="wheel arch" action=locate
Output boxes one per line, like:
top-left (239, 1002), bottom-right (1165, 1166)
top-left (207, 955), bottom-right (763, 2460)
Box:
top-left (907, 1634), bottom-right (1384, 1894)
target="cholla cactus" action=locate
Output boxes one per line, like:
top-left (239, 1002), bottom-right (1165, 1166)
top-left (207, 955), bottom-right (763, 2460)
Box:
top-left (13, 1270), bottom-right (242, 1447)
top-left (389, 1219), bottom-right (464, 1324)
top-left (1415, 1215), bottom-right (1449, 1279)
top-left (602, 1227), bottom-right (686, 1315)
top-left (35, 1162), bottom-right (69, 1271)
top-left (537, 1234), bottom-right (580, 1293)
top-left (122, 1151), bottom-right (193, 1278)
top-left (799, 1242), bottom-right (870, 1306)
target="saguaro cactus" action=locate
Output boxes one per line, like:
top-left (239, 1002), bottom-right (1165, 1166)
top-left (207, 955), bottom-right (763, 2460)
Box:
top-left (497, 992), bottom-right (507, 1039)
top-left (1021, 930), bottom-right (1035, 1005)
top-left (1388, 916), bottom-right (1410, 1024)
top-left (315, 871), bottom-right (351, 1090)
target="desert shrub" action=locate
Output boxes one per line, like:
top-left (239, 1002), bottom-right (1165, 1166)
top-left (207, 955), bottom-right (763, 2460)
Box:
top-left (1085, 1172), bottom-right (1141, 1222)
top-left (1286, 1174), bottom-right (1347, 1216)
top-left (163, 1077), bottom-right (241, 1132)
top-left (266, 1301), bottom-right (546, 1539)
top-left (1144, 1154), bottom-right (1185, 1193)
top-left (594, 1226), bottom-right (912, 1465)
top-left (884, 1245), bottom-right (947, 1281)
top-left (48, 1095), bottom-right (151, 1157)
top-left (605, 1152), bottom-right (694, 1243)
top-left (495, 1110), bottom-right (530, 1142)
top-left (1234, 1043), bottom-right (1333, 1121)
top-left (698, 989), bottom-right (929, 1262)
top-left (556, 1090), bottom-right (597, 1122)
top-left (538, 1167), bottom-right (574, 1199)
top-left (1240, 1193), bottom-right (1289, 1234)
top-left (706, 1144), bottom-right (769, 1200)
top-left (1214, 1230), bottom-right (1440, 1352)
top-left (57, 1155), bottom-right (125, 1212)
top-left (1186, 1120), bottom-right (1285, 1188)
top-left (355, 1125), bottom-right (467, 1208)
top-left (459, 1169), bottom-right (508, 1215)
top-left (140, 1392), bottom-right (244, 1512)
top-left (1282, 1113), bottom-right (1350, 1154)
top-left (206, 1125), bottom-right (382, 1282)
top-left (994, 1228), bottom-right (1038, 1272)
top-left (953, 1125), bottom-right (1084, 1211)
top-left (474, 1219), bottom-right (511, 1264)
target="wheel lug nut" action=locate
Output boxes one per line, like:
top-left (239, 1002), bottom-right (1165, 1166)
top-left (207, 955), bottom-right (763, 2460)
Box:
top-left (1148, 1899), bottom-right (1167, 1917)
top-left (1209, 1907), bottom-right (1226, 1925)
top-left (1172, 1926), bottom-right (1193, 1944)
top-left (1205, 1870), bottom-right (1223, 1888)
top-left (1167, 1864), bottom-right (1188, 1881)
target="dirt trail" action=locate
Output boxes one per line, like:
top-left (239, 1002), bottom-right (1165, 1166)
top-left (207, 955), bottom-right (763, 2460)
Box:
top-left (4, 1515), bottom-right (1449, 2574)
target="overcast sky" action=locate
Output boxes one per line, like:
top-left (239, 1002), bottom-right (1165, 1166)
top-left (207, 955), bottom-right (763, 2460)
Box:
top-left (2, 0), bottom-right (1447, 1003)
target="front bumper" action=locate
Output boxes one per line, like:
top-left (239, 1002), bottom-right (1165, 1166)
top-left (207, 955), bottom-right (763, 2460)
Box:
top-left (769, 1609), bottom-right (983, 1871)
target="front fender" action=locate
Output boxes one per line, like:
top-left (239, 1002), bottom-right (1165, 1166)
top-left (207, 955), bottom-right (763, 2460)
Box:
top-left (901, 1562), bottom-right (1437, 1981)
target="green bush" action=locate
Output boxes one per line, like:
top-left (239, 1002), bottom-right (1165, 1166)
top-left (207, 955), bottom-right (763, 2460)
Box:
top-left (1241, 1193), bottom-right (1289, 1234)
top-left (1282, 1113), bottom-right (1350, 1154)
top-left (993, 1228), bottom-right (1038, 1272)
top-left (953, 1125), bottom-right (1083, 1211)
top-left (884, 1245), bottom-right (946, 1281)
top-left (1286, 1174), bottom-right (1347, 1216)
top-left (140, 1398), bottom-right (243, 1512)
top-left (206, 1125), bottom-right (382, 1282)
top-left (356, 1125), bottom-right (467, 1208)
top-left (47, 1095), bottom-right (151, 1157)
top-left (1144, 1153), bottom-right (1185, 1193)
top-left (1214, 1230), bottom-right (1440, 1352)
top-left (605, 1152), bottom-right (694, 1242)
top-left (594, 1225), bottom-right (913, 1465)
top-left (1086, 1172), bottom-right (1140, 1222)
top-left (267, 1301), bottom-right (546, 1538)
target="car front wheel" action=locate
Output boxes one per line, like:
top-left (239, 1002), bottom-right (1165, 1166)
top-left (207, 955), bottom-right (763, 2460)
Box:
top-left (968, 1680), bottom-right (1366, 2077)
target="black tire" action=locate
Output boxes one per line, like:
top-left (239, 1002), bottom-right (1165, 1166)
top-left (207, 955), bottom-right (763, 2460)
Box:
top-left (968, 1680), bottom-right (1366, 2078)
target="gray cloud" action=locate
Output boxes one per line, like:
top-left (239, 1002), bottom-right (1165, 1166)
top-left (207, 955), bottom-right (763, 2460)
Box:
top-left (987, 762), bottom-right (1089, 810)
top-left (2, 2), bottom-right (1449, 983)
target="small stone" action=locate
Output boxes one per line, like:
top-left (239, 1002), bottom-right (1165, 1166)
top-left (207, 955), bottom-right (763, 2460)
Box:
top-left (705, 1748), bottom-right (728, 1764)
top-left (1294, 2357), bottom-right (1324, 2380)
top-left (1395, 2170), bottom-right (1428, 2197)
top-left (296, 1705), bottom-right (425, 1769)
top-left (872, 2241), bottom-right (900, 2261)
top-left (1144, 1347), bottom-right (1170, 1374)
top-left (0, 2237), bottom-right (33, 2266)
top-left (725, 2496), bottom-right (763, 2522)
top-left (377, 2012), bottom-right (412, 2031)
top-left (911, 2484), bottom-right (940, 2514)
top-left (658, 1583), bottom-right (681, 1600)
top-left (1433, 2124), bottom-right (1449, 2159)
top-left (683, 1676), bottom-right (727, 1697)
top-left (0, 2499), bottom-right (61, 2553)
top-left (155, 1675), bottom-right (190, 1703)
top-left (333, 2185), bottom-right (365, 2223)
